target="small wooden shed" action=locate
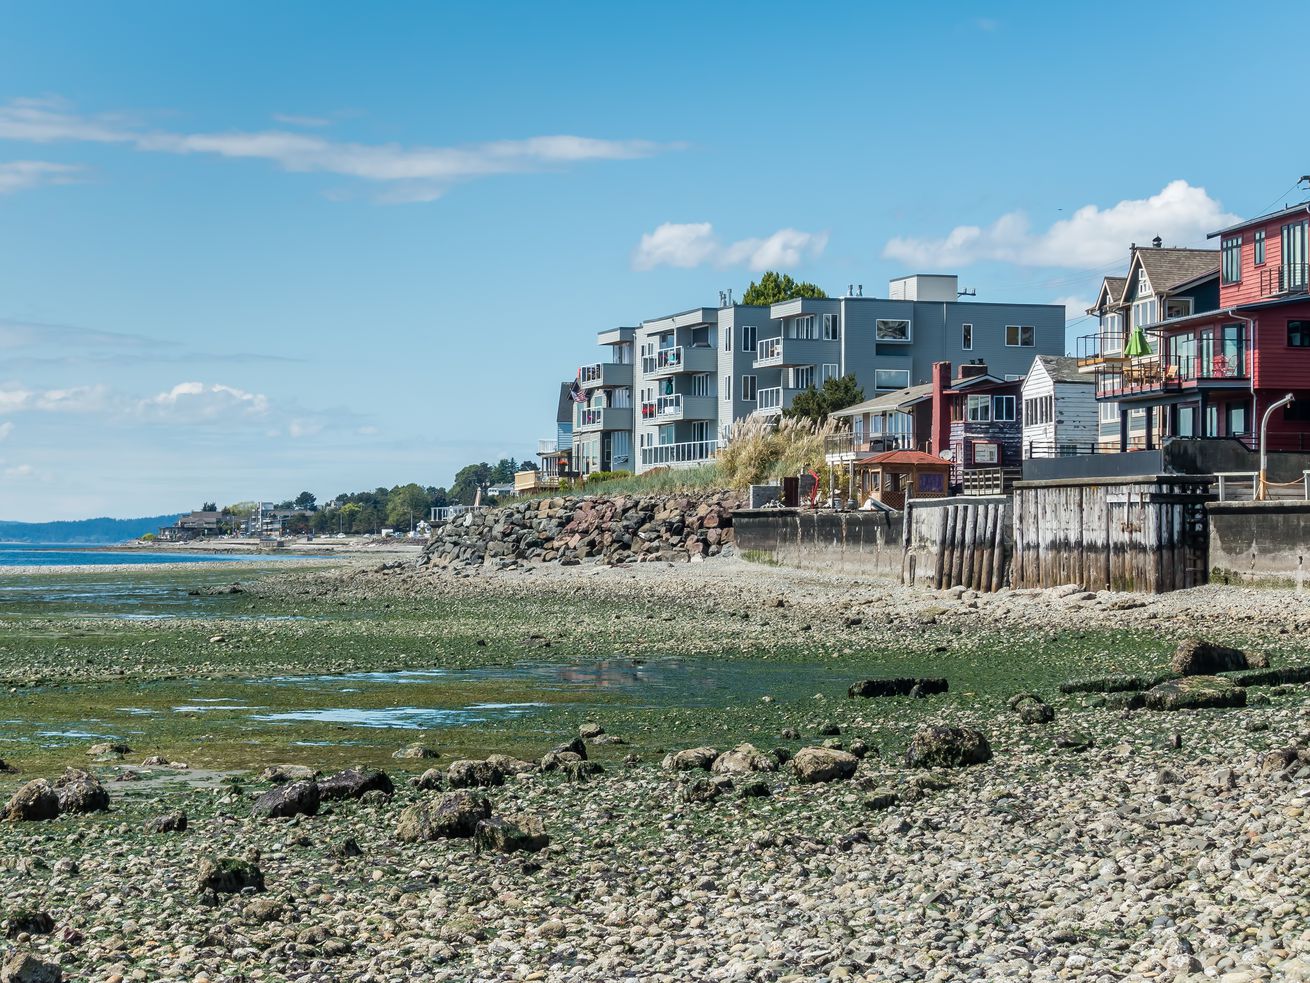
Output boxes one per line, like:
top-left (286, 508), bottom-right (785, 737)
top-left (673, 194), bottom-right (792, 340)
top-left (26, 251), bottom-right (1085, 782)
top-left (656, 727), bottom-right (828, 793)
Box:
top-left (856, 450), bottom-right (951, 510)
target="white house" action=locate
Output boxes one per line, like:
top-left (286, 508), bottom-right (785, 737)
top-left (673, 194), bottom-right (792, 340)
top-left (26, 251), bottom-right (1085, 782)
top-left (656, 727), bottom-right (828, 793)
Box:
top-left (1021, 355), bottom-right (1098, 457)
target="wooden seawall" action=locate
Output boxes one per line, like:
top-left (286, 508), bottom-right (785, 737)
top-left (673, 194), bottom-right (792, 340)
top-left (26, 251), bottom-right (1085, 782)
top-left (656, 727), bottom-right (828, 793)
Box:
top-left (902, 497), bottom-right (1011, 591)
top-left (1012, 475), bottom-right (1214, 593)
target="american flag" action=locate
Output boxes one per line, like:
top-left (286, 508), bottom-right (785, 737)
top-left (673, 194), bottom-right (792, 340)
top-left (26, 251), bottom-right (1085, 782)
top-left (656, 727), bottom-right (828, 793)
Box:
top-left (568, 380), bottom-right (588, 404)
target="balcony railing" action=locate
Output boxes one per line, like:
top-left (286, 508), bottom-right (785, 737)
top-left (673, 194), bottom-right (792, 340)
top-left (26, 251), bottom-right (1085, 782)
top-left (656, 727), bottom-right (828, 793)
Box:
top-left (641, 347), bottom-right (683, 374)
top-left (1098, 349), bottom-right (1249, 395)
top-left (578, 363), bottom-right (604, 386)
top-left (758, 386), bottom-right (783, 410)
top-left (1259, 263), bottom-right (1310, 298)
top-left (1076, 331), bottom-right (1128, 369)
top-left (1023, 438), bottom-right (1150, 459)
top-left (640, 394), bottom-right (684, 419)
top-left (756, 338), bottom-right (782, 365)
top-left (578, 407), bottom-right (603, 427)
top-left (824, 432), bottom-right (916, 458)
top-left (640, 439), bottom-right (719, 468)
top-left (537, 439), bottom-right (558, 455)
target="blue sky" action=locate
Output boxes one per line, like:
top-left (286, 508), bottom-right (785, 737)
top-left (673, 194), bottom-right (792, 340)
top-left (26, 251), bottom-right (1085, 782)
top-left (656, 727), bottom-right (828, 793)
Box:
top-left (1, 1), bottom-right (1308, 520)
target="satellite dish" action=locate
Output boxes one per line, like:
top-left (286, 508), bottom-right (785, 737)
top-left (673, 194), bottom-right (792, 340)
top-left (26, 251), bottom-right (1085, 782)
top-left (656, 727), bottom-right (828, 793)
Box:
top-left (939, 449), bottom-right (954, 461)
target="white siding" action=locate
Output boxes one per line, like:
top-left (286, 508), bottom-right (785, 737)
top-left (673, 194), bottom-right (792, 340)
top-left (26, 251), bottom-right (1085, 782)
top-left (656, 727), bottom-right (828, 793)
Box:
top-left (1022, 360), bottom-right (1097, 457)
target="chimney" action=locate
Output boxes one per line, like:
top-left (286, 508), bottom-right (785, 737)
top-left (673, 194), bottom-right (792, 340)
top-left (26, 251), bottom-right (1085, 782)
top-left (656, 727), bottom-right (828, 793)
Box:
top-left (1152, 236), bottom-right (1163, 248)
top-left (930, 361), bottom-right (953, 457)
top-left (958, 360), bottom-right (988, 380)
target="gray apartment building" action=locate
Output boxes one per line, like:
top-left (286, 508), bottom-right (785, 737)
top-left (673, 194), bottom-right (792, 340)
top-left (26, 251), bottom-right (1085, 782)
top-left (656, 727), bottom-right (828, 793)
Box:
top-left (568, 274), bottom-right (1065, 475)
top-left (573, 327), bottom-right (635, 473)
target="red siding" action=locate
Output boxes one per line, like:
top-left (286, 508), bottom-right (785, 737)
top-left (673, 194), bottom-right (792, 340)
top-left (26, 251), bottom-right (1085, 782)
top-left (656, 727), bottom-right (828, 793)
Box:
top-left (1219, 213), bottom-right (1310, 308)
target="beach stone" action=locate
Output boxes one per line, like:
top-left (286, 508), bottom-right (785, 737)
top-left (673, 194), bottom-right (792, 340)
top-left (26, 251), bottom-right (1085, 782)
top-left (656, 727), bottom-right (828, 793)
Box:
top-left (474, 815), bottom-right (549, 853)
top-left (485, 754), bottom-right (537, 775)
top-left (259, 764), bottom-right (318, 783)
top-left (145, 811), bottom-right (187, 834)
top-left (710, 743), bottom-right (777, 774)
top-left (1059, 673), bottom-right (1172, 694)
top-left (1, 781), bottom-right (60, 822)
top-left (848, 677), bottom-right (948, 699)
top-left (539, 750), bottom-right (582, 772)
top-left (244, 898), bottom-right (284, 924)
top-left (414, 769), bottom-right (444, 791)
top-left (251, 779), bottom-right (320, 819)
top-left (0, 952), bottom-right (61, 983)
top-left (792, 747), bottom-right (859, 784)
top-left (4, 909), bottom-right (54, 939)
top-left (1008, 693), bottom-right (1054, 724)
top-left (52, 769), bottom-right (109, 814)
top-left (396, 791), bottom-right (491, 841)
top-left (446, 759), bottom-right (505, 788)
top-left (578, 723), bottom-right (605, 739)
top-left (681, 775), bottom-right (733, 803)
top-left (196, 857), bottom-right (264, 894)
top-left (330, 836), bottom-right (363, 858)
top-left (905, 726), bottom-right (993, 769)
top-left (317, 768), bottom-right (394, 801)
top-left (86, 742), bottom-right (130, 758)
top-left (1171, 638), bottom-right (1265, 676)
top-left (1145, 675), bottom-right (1247, 711)
top-left (661, 747), bottom-right (719, 771)
top-left (550, 737), bottom-right (588, 760)
top-left (392, 743), bottom-right (439, 760)
top-left (737, 775), bottom-right (771, 798)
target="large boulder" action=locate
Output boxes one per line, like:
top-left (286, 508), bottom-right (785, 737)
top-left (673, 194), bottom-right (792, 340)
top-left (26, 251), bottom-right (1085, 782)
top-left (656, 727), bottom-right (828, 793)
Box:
top-left (474, 815), bottom-right (549, 853)
top-left (904, 726), bottom-right (993, 769)
top-left (317, 768), bottom-right (394, 802)
top-left (792, 747), bottom-right (860, 784)
top-left (485, 754), bottom-right (536, 776)
top-left (4, 909), bottom-right (54, 939)
top-left (260, 764), bottom-right (318, 784)
top-left (0, 952), bottom-right (61, 983)
top-left (661, 747), bottom-right (719, 772)
top-left (848, 678), bottom-right (948, 699)
top-left (446, 759), bottom-right (505, 789)
top-left (710, 743), bottom-right (777, 774)
top-left (392, 743), bottom-right (440, 761)
top-left (1171, 639), bottom-right (1266, 676)
top-left (1, 781), bottom-right (60, 822)
top-left (145, 811), bottom-right (188, 834)
top-left (396, 790), bottom-right (492, 842)
top-left (251, 779), bottom-right (320, 819)
top-left (53, 769), bottom-right (110, 814)
top-left (1144, 675), bottom-right (1247, 711)
top-left (1007, 693), bottom-right (1054, 725)
top-left (196, 857), bottom-right (264, 894)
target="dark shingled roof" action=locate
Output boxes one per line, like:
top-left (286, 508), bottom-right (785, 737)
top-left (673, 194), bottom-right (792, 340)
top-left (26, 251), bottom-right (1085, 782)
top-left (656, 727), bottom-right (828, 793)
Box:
top-left (1136, 248), bottom-right (1218, 293)
top-left (1032, 354), bottom-right (1091, 385)
top-left (555, 382), bottom-right (574, 423)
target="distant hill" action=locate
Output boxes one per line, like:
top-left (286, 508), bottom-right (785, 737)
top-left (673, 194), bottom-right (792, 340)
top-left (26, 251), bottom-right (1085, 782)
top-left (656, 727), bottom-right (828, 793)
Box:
top-left (0, 514), bottom-right (182, 545)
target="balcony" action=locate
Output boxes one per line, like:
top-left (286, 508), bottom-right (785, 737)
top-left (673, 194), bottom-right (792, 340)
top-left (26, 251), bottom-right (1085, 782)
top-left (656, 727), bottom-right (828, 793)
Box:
top-left (1098, 350), bottom-right (1249, 398)
top-left (823, 432), bottom-right (916, 463)
top-left (1259, 263), bottom-right (1309, 298)
top-left (577, 361), bottom-right (633, 389)
top-left (754, 386), bottom-right (802, 415)
top-left (575, 406), bottom-right (633, 432)
top-left (639, 394), bottom-right (715, 423)
top-left (640, 345), bottom-right (716, 378)
top-left (754, 336), bottom-right (831, 368)
top-left (1076, 331), bottom-right (1129, 372)
top-left (639, 439), bottom-right (719, 469)
top-left (536, 439), bottom-right (558, 456)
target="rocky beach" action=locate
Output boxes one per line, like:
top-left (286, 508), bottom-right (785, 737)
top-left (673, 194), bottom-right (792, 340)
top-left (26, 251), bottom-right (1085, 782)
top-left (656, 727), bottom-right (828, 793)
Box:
top-left (3, 534), bottom-right (1310, 982)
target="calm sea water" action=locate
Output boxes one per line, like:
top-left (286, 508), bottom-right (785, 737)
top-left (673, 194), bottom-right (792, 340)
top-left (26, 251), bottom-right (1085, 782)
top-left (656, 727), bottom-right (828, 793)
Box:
top-left (0, 543), bottom-right (307, 568)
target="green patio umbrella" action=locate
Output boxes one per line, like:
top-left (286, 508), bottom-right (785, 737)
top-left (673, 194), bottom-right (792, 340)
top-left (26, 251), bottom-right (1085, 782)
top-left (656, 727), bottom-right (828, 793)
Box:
top-left (1123, 326), bottom-right (1150, 358)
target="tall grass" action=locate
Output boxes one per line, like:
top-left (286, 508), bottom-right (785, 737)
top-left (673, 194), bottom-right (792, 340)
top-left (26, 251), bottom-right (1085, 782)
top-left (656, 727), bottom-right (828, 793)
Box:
top-left (718, 416), bottom-right (838, 489)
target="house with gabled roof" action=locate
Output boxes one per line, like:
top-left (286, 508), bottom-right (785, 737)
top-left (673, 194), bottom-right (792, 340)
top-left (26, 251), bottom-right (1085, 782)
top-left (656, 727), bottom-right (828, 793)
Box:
top-left (1021, 355), bottom-right (1097, 457)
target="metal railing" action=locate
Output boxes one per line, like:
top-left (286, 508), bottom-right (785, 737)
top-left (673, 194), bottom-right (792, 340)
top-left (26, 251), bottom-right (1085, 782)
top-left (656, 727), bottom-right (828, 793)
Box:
top-left (1076, 331), bottom-right (1127, 367)
top-left (640, 439), bottom-right (719, 468)
top-left (640, 347), bottom-right (683, 374)
top-left (1023, 438), bottom-right (1150, 458)
top-left (640, 395), bottom-right (683, 420)
top-left (825, 432), bottom-right (916, 457)
top-left (962, 467), bottom-right (1022, 496)
top-left (1216, 471), bottom-right (1310, 502)
top-left (1259, 263), bottom-right (1309, 298)
top-left (578, 407), bottom-right (603, 427)
top-left (1231, 431), bottom-right (1310, 453)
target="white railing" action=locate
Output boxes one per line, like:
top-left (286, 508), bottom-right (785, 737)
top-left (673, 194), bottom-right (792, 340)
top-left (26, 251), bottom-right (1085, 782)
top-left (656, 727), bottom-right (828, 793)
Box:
top-left (537, 439), bottom-right (557, 455)
top-left (655, 394), bottom-right (682, 416)
top-left (756, 338), bottom-right (782, 364)
top-left (757, 387), bottom-right (782, 410)
top-left (641, 347), bottom-right (683, 374)
top-left (640, 439), bottom-right (719, 468)
top-left (578, 407), bottom-right (603, 427)
top-left (578, 363), bottom-right (603, 385)
top-left (430, 504), bottom-right (484, 523)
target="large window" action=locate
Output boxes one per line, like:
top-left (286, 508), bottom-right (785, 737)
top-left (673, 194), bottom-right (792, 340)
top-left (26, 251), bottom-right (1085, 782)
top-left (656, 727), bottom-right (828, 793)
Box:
top-left (966, 394), bottom-right (991, 422)
top-left (876, 319), bottom-right (911, 342)
top-left (993, 395), bottom-right (1016, 421)
top-left (1132, 299), bottom-right (1158, 330)
top-left (691, 373), bottom-right (712, 397)
top-left (792, 365), bottom-right (815, 389)
top-left (1254, 229), bottom-right (1266, 266)
top-left (1221, 236), bottom-right (1242, 284)
top-left (741, 375), bottom-right (757, 401)
top-left (1290, 320), bottom-right (1310, 348)
top-left (1005, 325), bottom-right (1035, 347)
top-left (874, 368), bottom-right (910, 390)
top-left (791, 315), bottom-right (818, 340)
top-left (961, 323), bottom-right (973, 350)
top-left (822, 314), bottom-right (840, 341)
top-left (821, 363), bottom-right (839, 383)
top-left (740, 324), bottom-right (757, 353)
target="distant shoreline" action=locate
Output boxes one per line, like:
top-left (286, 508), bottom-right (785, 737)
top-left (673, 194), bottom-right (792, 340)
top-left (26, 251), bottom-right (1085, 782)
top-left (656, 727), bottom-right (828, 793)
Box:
top-left (95, 538), bottom-right (425, 556)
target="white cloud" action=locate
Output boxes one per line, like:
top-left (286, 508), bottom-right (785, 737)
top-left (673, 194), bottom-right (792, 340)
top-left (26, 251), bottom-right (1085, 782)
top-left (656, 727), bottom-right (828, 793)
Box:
top-left (633, 223), bottom-right (828, 271)
top-left (882, 180), bottom-right (1239, 269)
top-left (1053, 295), bottom-right (1094, 321)
top-left (4, 463), bottom-right (34, 479)
top-left (0, 421), bottom-right (12, 441)
top-left (141, 381), bottom-right (270, 420)
top-left (0, 385), bottom-right (112, 413)
top-left (0, 160), bottom-right (84, 195)
top-left (287, 418), bottom-right (325, 439)
top-left (0, 96), bottom-right (675, 201)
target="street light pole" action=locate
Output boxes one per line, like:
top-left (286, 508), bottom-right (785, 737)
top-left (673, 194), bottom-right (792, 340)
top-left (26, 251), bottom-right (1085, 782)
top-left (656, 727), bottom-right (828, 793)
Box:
top-left (1258, 393), bottom-right (1295, 500)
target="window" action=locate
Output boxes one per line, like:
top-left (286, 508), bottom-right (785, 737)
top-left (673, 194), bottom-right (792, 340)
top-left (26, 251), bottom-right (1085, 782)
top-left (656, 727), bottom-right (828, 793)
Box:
top-left (876, 319), bottom-right (911, 342)
top-left (961, 323), bottom-right (973, 350)
top-left (722, 326), bottom-right (732, 352)
top-left (1132, 299), bottom-right (1158, 330)
top-left (973, 442), bottom-right (998, 464)
top-left (822, 313), bottom-right (840, 341)
top-left (741, 375), bottom-right (757, 401)
top-left (1290, 320), bottom-right (1310, 348)
top-left (1004, 374), bottom-right (1023, 381)
top-left (1222, 236), bottom-right (1242, 284)
top-left (966, 394), bottom-right (991, 422)
top-left (1100, 401), bottom-right (1118, 423)
top-left (792, 366), bottom-right (815, 389)
top-left (1227, 403), bottom-right (1247, 436)
top-left (791, 315), bottom-right (818, 340)
top-left (640, 431), bottom-right (653, 448)
top-left (993, 395), bottom-right (1016, 421)
top-left (1137, 270), bottom-right (1151, 299)
top-left (1005, 325), bottom-right (1035, 347)
top-left (722, 375), bottom-right (732, 401)
top-left (740, 324), bottom-right (757, 353)
top-left (874, 368), bottom-right (910, 390)
top-left (821, 363), bottom-right (839, 383)
top-left (1285, 398), bottom-right (1310, 422)
top-left (691, 373), bottom-right (712, 397)
top-left (1254, 229), bottom-right (1266, 265)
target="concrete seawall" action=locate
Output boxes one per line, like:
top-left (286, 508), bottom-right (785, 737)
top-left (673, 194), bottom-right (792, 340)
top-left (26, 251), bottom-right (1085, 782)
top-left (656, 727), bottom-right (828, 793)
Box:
top-left (1208, 501), bottom-right (1310, 589)
top-left (732, 508), bottom-right (905, 579)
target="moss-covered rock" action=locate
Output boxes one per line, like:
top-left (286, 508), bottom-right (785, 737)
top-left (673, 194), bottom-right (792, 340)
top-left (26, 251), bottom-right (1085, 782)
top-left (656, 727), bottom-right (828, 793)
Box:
top-left (1144, 675), bottom-right (1246, 711)
top-left (904, 726), bottom-right (992, 769)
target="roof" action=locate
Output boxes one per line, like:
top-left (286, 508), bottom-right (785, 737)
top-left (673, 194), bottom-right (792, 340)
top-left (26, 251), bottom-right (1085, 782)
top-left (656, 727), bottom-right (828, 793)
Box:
top-left (1134, 248), bottom-right (1218, 294)
top-left (856, 450), bottom-right (950, 468)
top-left (1208, 201), bottom-right (1310, 239)
top-left (949, 372), bottom-right (1016, 390)
top-left (1087, 276), bottom-right (1128, 315)
top-left (1031, 354), bottom-right (1092, 385)
top-left (555, 382), bottom-right (573, 422)
top-left (830, 383), bottom-right (933, 418)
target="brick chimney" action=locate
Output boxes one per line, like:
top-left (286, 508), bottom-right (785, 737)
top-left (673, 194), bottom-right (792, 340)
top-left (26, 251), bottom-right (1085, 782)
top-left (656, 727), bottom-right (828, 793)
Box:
top-left (930, 361), bottom-right (952, 456)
